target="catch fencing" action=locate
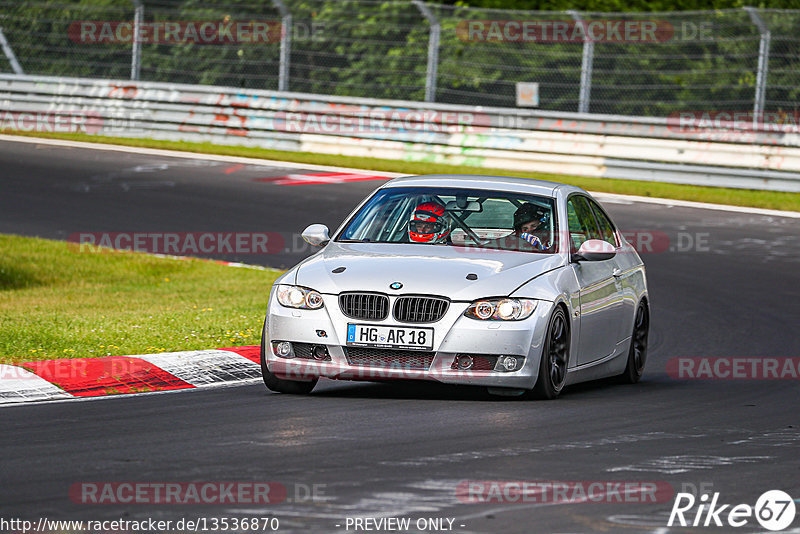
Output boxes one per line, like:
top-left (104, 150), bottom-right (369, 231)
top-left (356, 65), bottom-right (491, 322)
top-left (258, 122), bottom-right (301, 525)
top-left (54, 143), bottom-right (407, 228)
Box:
top-left (1, 2), bottom-right (799, 118)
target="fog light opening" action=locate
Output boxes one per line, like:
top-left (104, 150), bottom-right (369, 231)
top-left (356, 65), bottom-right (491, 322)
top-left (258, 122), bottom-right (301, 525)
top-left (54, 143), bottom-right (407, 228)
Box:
top-left (312, 345), bottom-right (329, 361)
top-left (497, 355), bottom-right (523, 372)
top-left (455, 354), bottom-right (474, 370)
top-left (273, 341), bottom-right (292, 358)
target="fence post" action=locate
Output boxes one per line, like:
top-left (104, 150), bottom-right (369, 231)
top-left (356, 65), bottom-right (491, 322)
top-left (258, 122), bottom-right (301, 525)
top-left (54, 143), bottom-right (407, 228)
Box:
top-left (0, 26), bottom-right (24, 75)
top-left (745, 7), bottom-right (770, 127)
top-left (130, 0), bottom-right (144, 80)
top-left (412, 0), bottom-right (440, 102)
top-left (568, 10), bottom-right (593, 114)
top-left (271, 0), bottom-right (292, 92)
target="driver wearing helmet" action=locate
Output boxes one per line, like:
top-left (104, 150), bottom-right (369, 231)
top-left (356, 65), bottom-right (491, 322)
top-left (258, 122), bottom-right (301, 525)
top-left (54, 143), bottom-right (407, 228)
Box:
top-left (511, 203), bottom-right (551, 251)
top-left (408, 201), bottom-right (451, 244)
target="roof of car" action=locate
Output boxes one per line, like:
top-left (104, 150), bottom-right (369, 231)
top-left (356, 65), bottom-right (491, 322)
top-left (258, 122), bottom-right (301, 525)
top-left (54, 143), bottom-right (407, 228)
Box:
top-left (382, 174), bottom-right (587, 197)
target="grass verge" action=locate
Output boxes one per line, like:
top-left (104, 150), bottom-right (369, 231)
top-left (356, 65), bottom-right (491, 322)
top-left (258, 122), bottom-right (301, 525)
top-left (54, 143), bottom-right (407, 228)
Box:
top-left (0, 234), bottom-right (281, 363)
top-left (5, 130), bottom-right (800, 212)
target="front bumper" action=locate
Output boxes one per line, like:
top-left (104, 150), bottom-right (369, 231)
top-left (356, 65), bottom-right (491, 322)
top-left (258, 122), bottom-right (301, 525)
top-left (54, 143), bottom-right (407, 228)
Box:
top-left (265, 291), bottom-right (555, 389)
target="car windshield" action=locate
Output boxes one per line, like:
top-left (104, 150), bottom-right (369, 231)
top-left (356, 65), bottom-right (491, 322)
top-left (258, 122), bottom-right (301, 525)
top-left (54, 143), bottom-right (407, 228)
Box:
top-left (337, 186), bottom-right (558, 253)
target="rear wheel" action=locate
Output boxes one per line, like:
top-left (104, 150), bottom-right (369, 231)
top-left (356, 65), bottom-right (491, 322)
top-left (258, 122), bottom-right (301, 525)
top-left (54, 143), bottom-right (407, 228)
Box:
top-left (532, 306), bottom-right (570, 400)
top-left (260, 320), bottom-right (317, 395)
top-left (619, 301), bottom-right (649, 384)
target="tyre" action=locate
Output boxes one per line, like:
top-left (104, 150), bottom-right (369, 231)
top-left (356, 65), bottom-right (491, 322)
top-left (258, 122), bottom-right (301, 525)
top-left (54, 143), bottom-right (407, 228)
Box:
top-left (532, 306), bottom-right (570, 399)
top-left (619, 301), bottom-right (649, 384)
top-left (260, 320), bottom-right (318, 395)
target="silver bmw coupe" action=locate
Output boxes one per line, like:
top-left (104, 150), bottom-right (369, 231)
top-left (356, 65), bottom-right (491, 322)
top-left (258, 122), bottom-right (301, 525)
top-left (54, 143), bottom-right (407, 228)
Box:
top-left (261, 175), bottom-right (649, 399)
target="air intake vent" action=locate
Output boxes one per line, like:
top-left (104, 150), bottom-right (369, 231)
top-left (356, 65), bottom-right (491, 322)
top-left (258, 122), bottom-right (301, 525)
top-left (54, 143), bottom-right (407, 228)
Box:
top-left (339, 293), bottom-right (389, 321)
top-left (345, 348), bottom-right (434, 370)
top-left (393, 296), bottom-right (449, 323)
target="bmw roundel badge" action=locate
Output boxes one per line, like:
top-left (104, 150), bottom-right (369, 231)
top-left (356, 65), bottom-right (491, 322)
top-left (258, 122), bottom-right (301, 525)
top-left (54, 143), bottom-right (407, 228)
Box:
top-left (390, 282), bottom-right (403, 290)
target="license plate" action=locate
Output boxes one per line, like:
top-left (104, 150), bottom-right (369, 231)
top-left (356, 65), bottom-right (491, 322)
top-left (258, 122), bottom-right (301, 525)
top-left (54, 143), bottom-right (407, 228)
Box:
top-left (346, 323), bottom-right (434, 351)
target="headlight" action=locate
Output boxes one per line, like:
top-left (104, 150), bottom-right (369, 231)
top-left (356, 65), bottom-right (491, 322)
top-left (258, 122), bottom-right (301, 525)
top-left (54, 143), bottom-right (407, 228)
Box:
top-left (276, 285), bottom-right (325, 309)
top-left (465, 298), bottom-right (537, 321)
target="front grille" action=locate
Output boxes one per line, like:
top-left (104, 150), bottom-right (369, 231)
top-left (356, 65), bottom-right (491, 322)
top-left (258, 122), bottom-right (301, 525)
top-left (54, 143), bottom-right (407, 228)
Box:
top-left (293, 343), bottom-right (315, 359)
top-left (339, 293), bottom-right (389, 321)
top-left (292, 343), bottom-right (331, 361)
top-left (345, 347), bottom-right (434, 370)
top-left (393, 296), bottom-right (449, 323)
top-left (451, 354), bottom-right (497, 371)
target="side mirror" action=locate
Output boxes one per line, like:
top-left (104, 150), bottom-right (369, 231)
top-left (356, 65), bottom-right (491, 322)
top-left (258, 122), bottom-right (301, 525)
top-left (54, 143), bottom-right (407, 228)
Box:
top-left (301, 224), bottom-right (330, 247)
top-left (572, 239), bottom-right (616, 262)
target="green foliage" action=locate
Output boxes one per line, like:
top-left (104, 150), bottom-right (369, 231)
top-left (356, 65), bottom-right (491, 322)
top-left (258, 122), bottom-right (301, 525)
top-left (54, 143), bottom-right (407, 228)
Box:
top-left (1, 0), bottom-right (134, 79)
top-left (2, 1), bottom-right (798, 115)
top-left (0, 234), bottom-right (281, 362)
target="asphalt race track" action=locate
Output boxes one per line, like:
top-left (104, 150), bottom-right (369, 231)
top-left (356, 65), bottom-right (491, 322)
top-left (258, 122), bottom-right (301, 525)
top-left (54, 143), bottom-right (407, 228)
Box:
top-left (2, 138), bottom-right (800, 534)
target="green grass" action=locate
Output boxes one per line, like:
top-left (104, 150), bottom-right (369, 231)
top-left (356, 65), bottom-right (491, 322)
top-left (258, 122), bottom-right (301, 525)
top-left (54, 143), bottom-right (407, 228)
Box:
top-left (0, 234), bottom-right (281, 363)
top-left (6, 129), bottom-right (800, 212)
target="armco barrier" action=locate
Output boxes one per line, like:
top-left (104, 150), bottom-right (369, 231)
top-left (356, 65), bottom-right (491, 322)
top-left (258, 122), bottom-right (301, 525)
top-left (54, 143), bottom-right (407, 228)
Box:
top-left (2, 74), bottom-right (800, 192)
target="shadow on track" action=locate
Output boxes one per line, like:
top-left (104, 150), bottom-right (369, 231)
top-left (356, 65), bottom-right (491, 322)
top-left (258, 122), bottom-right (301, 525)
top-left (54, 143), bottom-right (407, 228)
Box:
top-left (257, 373), bottom-right (690, 402)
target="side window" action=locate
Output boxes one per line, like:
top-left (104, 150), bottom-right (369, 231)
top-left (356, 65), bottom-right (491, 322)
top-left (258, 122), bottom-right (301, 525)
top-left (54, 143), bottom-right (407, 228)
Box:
top-left (588, 200), bottom-right (618, 247)
top-left (566, 196), bottom-right (601, 253)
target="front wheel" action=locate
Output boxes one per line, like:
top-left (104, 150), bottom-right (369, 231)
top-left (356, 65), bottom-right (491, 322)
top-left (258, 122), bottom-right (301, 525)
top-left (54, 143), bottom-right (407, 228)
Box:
top-left (260, 320), bottom-right (317, 395)
top-left (532, 306), bottom-right (570, 400)
top-left (619, 301), bottom-right (649, 384)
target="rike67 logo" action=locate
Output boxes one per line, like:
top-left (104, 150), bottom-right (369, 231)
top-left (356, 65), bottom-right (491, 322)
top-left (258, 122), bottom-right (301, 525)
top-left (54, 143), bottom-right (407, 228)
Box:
top-left (669, 490), bottom-right (796, 531)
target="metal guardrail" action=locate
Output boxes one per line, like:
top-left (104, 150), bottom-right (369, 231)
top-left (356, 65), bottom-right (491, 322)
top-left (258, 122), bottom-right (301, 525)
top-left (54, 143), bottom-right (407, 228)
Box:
top-left (2, 74), bottom-right (800, 192)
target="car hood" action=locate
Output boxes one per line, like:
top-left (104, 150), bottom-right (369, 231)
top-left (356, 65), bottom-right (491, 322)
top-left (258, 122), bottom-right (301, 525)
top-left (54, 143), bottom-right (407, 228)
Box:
top-left (294, 242), bottom-right (565, 301)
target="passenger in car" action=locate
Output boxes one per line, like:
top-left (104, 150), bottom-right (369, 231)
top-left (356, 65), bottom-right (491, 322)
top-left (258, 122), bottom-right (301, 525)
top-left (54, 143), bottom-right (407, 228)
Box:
top-left (482, 203), bottom-right (553, 252)
top-left (513, 203), bottom-right (552, 251)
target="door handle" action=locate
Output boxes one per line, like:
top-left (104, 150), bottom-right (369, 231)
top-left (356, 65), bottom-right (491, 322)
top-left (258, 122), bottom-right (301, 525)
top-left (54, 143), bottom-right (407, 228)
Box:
top-left (612, 268), bottom-right (623, 278)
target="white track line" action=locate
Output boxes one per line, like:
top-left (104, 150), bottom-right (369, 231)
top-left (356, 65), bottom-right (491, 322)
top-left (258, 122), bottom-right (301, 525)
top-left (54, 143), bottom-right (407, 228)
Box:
top-left (592, 191), bottom-right (800, 219)
top-left (0, 134), bottom-right (403, 177)
top-left (2, 133), bottom-right (798, 219)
